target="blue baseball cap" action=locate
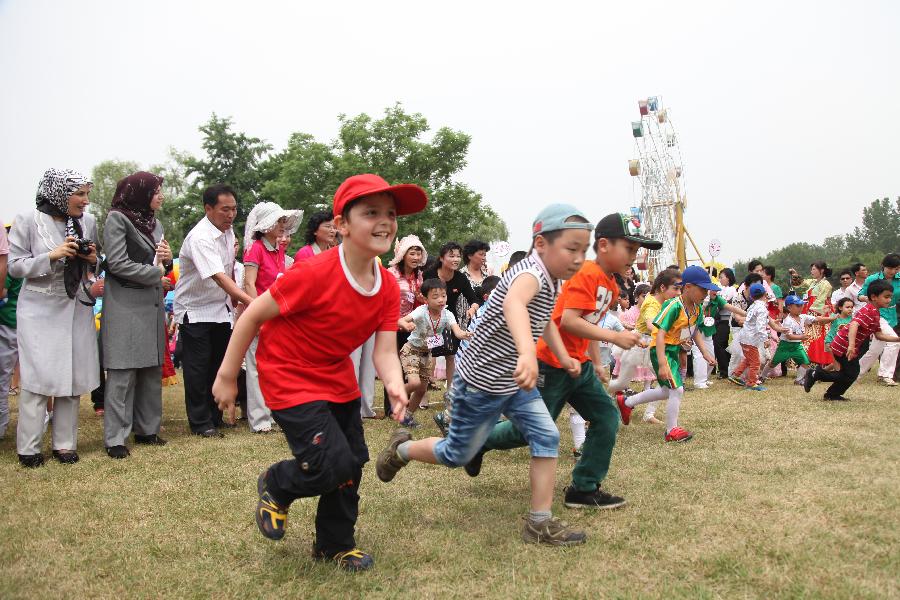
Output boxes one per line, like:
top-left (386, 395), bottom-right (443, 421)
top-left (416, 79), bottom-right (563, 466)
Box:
top-left (532, 204), bottom-right (593, 238)
top-left (681, 265), bottom-right (721, 291)
top-left (749, 283), bottom-right (766, 297)
top-left (784, 294), bottom-right (804, 306)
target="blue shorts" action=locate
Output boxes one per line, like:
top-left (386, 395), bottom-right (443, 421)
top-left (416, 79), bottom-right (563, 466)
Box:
top-left (433, 373), bottom-right (559, 468)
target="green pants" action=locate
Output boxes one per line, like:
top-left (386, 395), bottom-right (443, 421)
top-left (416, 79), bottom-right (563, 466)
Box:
top-left (770, 341), bottom-right (809, 367)
top-left (482, 360), bottom-right (619, 492)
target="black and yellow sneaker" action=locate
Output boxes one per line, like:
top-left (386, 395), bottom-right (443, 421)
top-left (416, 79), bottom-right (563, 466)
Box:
top-left (313, 547), bottom-right (375, 572)
top-left (256, 470), bottom-right (288, 541)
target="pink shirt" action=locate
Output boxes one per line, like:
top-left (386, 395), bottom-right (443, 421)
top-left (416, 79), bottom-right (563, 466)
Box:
top-left (388, 265), bottom-right (424, 317)
top-left (243, 238), bottom-right (286, 295)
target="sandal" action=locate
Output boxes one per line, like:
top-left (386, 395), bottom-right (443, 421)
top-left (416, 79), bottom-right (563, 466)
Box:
top-left (8, 386), bottom-right (18, 396)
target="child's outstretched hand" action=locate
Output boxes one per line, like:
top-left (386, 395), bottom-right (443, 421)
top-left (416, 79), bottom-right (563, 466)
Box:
top-left (613, 330), bottom-right (643, 350)
top-left (513, 353), bottom-right (539, 390)
top-left (212, 373), bottom-right (237, 416)
top-left (385, 380), bottom-right (409, 423)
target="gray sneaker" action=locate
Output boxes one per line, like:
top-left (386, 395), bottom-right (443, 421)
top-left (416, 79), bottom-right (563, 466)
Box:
top-left (375, 429), bottom-right (412, 482)
top-left (521, 516), bottom-right (587, 546)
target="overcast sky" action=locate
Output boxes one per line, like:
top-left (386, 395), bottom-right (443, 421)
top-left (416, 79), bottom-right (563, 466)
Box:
top-left (1, 1), bottom-right (898, 266)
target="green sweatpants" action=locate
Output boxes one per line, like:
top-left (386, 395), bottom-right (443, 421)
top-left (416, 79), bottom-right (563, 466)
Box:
top-left (482, 360), bottom-right (619, 492)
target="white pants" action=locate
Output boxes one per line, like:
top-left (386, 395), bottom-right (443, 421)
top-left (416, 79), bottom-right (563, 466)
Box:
top-left (691, 335), bottom-right (714, 386)
top-left (352, 334), bottom-right (377, 417)
top-left (858, 318), bottom-right (900, 379)
top-left (244, 335), bottom-right (273, 431)
top-left (17, 390), bottom-right (79, 455)
top-left (0, 323), bottom-right (18, 438)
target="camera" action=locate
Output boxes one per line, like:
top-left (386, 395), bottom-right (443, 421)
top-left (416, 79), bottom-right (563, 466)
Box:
top-left (74, 238), bottom-right (94, 255)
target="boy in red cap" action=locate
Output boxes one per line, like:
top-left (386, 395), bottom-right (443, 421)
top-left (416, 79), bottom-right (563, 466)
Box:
top-left (212, 174), bottom-right (425, 571)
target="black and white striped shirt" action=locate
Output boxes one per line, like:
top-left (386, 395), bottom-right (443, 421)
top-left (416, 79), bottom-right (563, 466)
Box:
top-left (456, 251), bottom-right (558, 394)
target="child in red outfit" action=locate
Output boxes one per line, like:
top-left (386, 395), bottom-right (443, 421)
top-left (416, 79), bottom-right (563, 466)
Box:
top-left (212, 174), bottom-right (426, 571)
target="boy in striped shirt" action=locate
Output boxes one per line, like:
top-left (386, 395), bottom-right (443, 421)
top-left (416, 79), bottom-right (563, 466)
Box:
top-left (376, 204), bottom-right (593, 546)
top-left (805, 279), bottom-right (900, 400)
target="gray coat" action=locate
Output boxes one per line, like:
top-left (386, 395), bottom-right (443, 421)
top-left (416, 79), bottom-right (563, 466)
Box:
top-left (100, 211), bottom-right (166, 370)
top-left (8, 210), bottom-right (100, 397)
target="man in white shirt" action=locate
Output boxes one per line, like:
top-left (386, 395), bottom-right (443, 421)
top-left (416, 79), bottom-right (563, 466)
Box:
top-left (174, 184), bottom-right (253, 437)
top-left (845, 262), bottom-right (868, 315)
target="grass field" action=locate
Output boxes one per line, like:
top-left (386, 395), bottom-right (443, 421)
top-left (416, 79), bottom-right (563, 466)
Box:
top-left (0, 372), bottom-right (898, 599)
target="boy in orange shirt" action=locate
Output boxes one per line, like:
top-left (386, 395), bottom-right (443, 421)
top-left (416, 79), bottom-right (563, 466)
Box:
top-left (464, 213), bottom-right (660, 509)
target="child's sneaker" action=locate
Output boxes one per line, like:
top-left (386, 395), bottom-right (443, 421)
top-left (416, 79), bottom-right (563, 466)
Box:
top-left (880, 377), bottom-right (898, 387)
top-left (563, 485), bottom-right (626, 510)
top-left (312, 546), bottom-right (374, 572)
top-left (803, 369), bottom-right (816, 393)
top-left (727, 376), bottom-right (745, 387)
top-left (464, 450), bottom-right (485, 477)
top-left (664, 427), bottom-right (693, 442)
top-left (746, 385), bottom-right (766, 391)
top-left (256, 470), bottom-right (288, 540)
top-left (693, 382), bottom-right (710, 389)
top-left (433, 411), bottom-right (450, 437)
top-left (375, 429), bottom-right (412, 482)
top-left (522, 516), bottom-right (587, 546)
top-left (615, 391), bottom-right (632, 425)
top-left (400, 414), bottom-right (420, 429)
top-left (642, 415), bottom-right (662, 425)
top-left (572, 445), bottom-right (583, 459)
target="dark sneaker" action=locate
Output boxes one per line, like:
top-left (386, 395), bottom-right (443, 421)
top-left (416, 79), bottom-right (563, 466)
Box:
top-left (18, 453), bottom-right (44, 468)
top-left (134, 434), bottom-right (167, 446)
top-left (400, 414), bottom-right (420, 429)
top-left (615, 391), bottom-right (632, 425)
top-left (823, 394), bottom-right (850, 401)
top-left (563, 485), bottom-right (626, 510)
top-left (433, 411), bottom-right (450, 437)
top-left (195, 428), bottom-right (224, 438)
top-left (464, 450), bottom-right (485, 477)
top-left (52, 450), bottom-right (79, 464)
top-left (572, 445), bottom-right (583, 459)
top-left (803, 369), bottom-right (816, 393)
top-left (313, 547), bottom-right (374, 572)
top-left (375, 429), bottom-right (411, 482)
top-left (727, 376), bottom-right (745, 387)
top-left (522, 516), bottom-right (587, 546)
top-left (106, 445), bottom-right (130, 459)
top-left (256, 470), bottom-right (288, 540)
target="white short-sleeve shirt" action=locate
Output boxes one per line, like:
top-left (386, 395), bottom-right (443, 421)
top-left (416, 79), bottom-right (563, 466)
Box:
top-left (174, 216), bottom-right (236, 324)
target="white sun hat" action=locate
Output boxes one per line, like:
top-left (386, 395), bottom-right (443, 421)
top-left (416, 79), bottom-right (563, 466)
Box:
top-left (389, 234), bottom-right (428, 267)
top-left (243, 202), bottom-right (303, 250)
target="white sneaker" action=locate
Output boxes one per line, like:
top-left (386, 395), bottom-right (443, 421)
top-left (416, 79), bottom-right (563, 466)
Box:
top-left (880, 377), bottom-right (898, 387)
top-left (693, 382), bottom-right (710, 389)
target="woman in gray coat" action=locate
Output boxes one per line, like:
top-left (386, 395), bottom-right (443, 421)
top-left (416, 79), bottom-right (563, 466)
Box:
top-left (101, 171), bottom-right (173, 459)
top-left (9, 168), bottom-right (100, 468)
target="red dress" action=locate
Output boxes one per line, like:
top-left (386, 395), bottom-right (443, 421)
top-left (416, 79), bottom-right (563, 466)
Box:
top-left (162, 325), bottom-right (179, 386)
top-left (803, 294), bottom-right (833, 365)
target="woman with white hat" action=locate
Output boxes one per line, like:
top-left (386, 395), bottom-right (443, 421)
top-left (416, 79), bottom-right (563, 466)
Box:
top-left (382, 234), bottom-right (427, 417)
top-left (242, 202), bottom-right (302, 433)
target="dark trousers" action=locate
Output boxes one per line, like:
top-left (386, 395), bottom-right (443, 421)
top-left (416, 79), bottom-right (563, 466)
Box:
top-left (713, 319), bottom-right (731, 378)
top-left (268, 399), bottom-right (368, 555)
top-left (179, 316), bottom-right (231, 433)
top-left (92, 331), bottom-right (105, 410)
top-left (814, 341), bottom-right (868, 398)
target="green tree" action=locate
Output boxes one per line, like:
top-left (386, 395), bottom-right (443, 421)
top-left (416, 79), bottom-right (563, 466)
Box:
top-left (263, 104), bottom-right (508, 253)
top-left (88, 159), bottom-right (140, 243)
top-left (848, 197), bottom-right (900, 257)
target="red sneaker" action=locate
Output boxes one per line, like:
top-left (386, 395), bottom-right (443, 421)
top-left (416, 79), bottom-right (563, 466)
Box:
top-left (616, 392), bottom-right (632, 425)
top-left (664, 427), bottom-right (693, 442)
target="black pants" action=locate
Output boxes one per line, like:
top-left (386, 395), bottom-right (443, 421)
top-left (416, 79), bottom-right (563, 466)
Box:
top-left (384, 330), bottom-right (411, 416)
top-left (179, 316), bottom-right (231, 432)
top-left (91, 331), bottom-right (105, 410)
top-left (268, 399), bottom-right (369, 555)
top-left (814, 341), bottom-right (869, 398)
top-left (713, 319), bottom-right (731, 378)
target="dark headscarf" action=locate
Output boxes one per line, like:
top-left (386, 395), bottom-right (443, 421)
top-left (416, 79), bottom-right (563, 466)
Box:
top-left (35, 168), bottom-right (93, 299)
top-left (110, 171), bottom-right (163, 239)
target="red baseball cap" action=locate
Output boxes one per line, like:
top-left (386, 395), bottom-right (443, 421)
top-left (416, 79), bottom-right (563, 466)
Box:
top-left (332, 174), bottom-right (428, 218)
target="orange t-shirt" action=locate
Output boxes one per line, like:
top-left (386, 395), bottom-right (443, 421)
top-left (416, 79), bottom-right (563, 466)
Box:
top-left (535, 261), bottom-right (619, 367)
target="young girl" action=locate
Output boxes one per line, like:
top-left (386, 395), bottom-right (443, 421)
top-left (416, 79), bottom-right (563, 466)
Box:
top-left (822, 297), bottom-right (854, 372)
top-left (611, 270), bottom-right (681, 425)
top-left (616, 266), bottom-right (718, 442)
top-left (693, 289), bottom-right (747, 388)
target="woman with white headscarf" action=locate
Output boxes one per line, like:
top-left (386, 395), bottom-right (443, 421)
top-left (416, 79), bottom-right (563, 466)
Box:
top-left (242, 202), bottom-right (302, 433)
top-left (9, 168), bottom-right (100, 468)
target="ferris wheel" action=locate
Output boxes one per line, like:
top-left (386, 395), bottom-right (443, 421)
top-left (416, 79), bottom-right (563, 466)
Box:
top-left (627, 96), bottom-right (689, 276)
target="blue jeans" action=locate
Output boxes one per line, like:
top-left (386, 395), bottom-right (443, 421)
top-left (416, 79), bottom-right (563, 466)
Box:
top-left (433, 373), bottom-right (559, 467)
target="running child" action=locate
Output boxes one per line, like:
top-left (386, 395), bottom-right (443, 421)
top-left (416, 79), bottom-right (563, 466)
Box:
top-left (822, 297), bottom-right (854, 371)
top-left (398, 278), bottom-right (472, 428)
top-left (805, 279), bottom-right (900, 400)
top-left (616, 265), bottom-right (719, 442)
top-left (729, 283), bottom-right (782, 391)
top-left (693, 289), bottom-right (746, 389)
top-left (212, 174), bottom-right (426, 571)
top-left (761, 294), bottom-right (836, 381)
top-left (375, 204), bottom-right (593, 545)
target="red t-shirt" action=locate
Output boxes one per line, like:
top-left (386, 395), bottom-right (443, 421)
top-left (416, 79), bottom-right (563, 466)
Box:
top-left (536, 261), bottom-right (619, 368)
top-left (829, 302), bottom-right (881, 357)
top-left (256, 246), bottom-right (400, 409)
